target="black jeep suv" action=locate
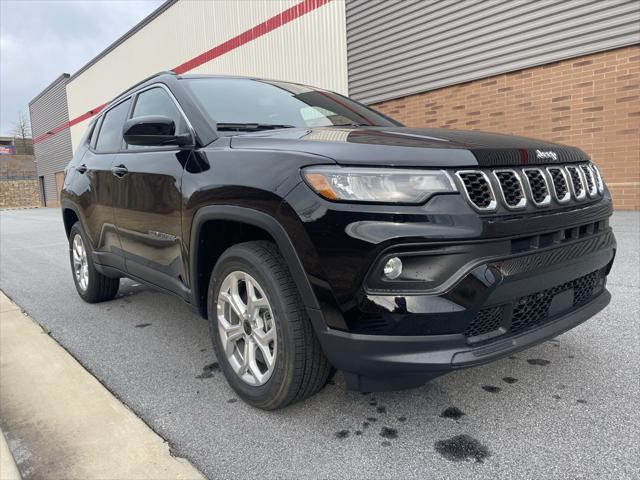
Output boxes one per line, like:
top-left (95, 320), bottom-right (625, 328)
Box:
top-left (61, 72), bottom-right (615, 409)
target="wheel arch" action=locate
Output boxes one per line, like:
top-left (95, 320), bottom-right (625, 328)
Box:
top-left (189, 205), bottom-right (321, 319)
top-left (61, 201), bottom-right (81, 238)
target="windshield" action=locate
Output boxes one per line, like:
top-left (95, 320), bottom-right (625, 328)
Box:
top-left (183, 78), bottom-right (399, 130)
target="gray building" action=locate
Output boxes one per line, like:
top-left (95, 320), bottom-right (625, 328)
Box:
top-left (29, 73), bottom-right (73, 207)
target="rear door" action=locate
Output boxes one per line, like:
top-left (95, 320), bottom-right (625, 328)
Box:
top-left (74, 98), bottom-right (132, 271)
top-left (111, 85), bottom-right (191, 297)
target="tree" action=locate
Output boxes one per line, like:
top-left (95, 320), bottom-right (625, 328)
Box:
top-left (11, 111), bottom-right (33, 155)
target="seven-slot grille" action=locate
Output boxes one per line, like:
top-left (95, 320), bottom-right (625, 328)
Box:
top-left (456, 164), bottom-right (601, 211)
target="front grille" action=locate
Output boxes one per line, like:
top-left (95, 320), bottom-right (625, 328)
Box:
top-left (456, 171), bottom-right (496, 210)
top-left (547, 167), bottom-right (570, 203)
top-left (493, 170), bottom-right (525, 208)
top-left (566, 166), bottom-right (586, 200)
top-left (466, 270), bottom-right (603, 341)
top-left (455, 164), bottom-right (603, 212)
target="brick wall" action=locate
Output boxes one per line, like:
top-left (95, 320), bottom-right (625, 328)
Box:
top-left (373, 46), bottom-right (640, 210)
top-left (0, 180), bottom-right (41, 209)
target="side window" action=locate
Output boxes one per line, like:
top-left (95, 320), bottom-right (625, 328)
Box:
top-left (95, 99), bottom-right (131, 152)
top-left (131, 87), bottom-right (188, 136)
top-left (89, 116), bottom-right (103, 148)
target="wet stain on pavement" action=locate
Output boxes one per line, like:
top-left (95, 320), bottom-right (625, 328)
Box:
top-left (434, 435), bottom-right (490, 463)
top-left (196, 362), bottom-right (219, 379)
top-left (441, 407), bottom-right (465, 420)
top-left (482, 385), bottom-right (501, 393)
top-left (335, 430), bottom-right (350, 439)
top-left (379, 427), bottom-right (398, 440)
top-left (135, 323), bottom-right (151, 328)
top-left (527, 358), bottom-right (550, 366)
top-left (502, 376), bottom-right (518, 384)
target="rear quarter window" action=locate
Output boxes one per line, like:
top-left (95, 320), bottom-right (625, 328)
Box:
top-left (94, 99), bottom-right (131, 152)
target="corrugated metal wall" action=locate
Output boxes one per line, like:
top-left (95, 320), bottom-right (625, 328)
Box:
top-left (346, 0), bottom-right (640, 104)
top-left (28, 74), bottom-right (73, 206)
top-left (66, 0), bottom-right (347, 150)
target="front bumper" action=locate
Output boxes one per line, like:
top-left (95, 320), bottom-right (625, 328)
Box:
top-left (281, 185), bottom-right (615, 390)
top-left (310, 289), bottom-right (610, 391)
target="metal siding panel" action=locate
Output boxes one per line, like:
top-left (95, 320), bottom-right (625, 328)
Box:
top-left (347, 0), bottom-right (640, 104)
top-left (28, 76), bottom-right (73, 205)
top-left (66, 0), bottom-right (348, 151)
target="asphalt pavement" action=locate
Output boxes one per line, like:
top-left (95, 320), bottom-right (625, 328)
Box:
top-left (1, 208), bottom-right (638, 480)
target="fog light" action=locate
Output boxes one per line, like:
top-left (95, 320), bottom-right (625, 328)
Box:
top-left (383, 257), bottom-right (403, 279)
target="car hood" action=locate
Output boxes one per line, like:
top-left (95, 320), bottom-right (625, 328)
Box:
top-left (229, 127), bottom-right (590, 167)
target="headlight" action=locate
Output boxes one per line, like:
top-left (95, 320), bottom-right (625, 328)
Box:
top-left (302, 166), bottom-right (457, 204)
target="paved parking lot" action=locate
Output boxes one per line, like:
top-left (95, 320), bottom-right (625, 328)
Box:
top-left (1, 208), bottom-right (639, 479)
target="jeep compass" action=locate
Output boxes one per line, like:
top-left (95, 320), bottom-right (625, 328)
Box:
top-left (61, 72), bottom-right (615, 409)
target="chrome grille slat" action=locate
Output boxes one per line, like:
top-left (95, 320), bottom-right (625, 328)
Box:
top-left (566, 166), bottom-right (587, 200)
top-left (546, 167), bottom-right (571, 204)
top-left (590, 164), bottom-right (604, 194)
top-left (523, 168), bottom-right (551, 207)
top-left (455, 170), bottom-right (497, 211)
top-left (493, 170), bottom-right (526, 209)
top-left (581, 164), bottom-right (597, 197)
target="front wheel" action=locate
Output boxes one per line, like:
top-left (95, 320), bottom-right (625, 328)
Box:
top-left (69, 222), bottom-right (119, 303)
top-left (207, 241), bottom-right (331, 410)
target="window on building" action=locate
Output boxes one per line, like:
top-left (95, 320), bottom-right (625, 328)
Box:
top-left (94, 99), bottom-right (131, 152)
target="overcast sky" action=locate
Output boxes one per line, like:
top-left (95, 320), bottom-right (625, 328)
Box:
top-left (0, 0), bottom-right (164, 136)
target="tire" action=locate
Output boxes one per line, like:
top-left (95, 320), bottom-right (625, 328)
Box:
top-left (69, 222), bottom-right (119, 303)
top-left (207, 240), bottom-right (331, 410)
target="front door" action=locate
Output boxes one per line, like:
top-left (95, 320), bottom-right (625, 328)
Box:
top-left (111, 86), bottom-right (191, 296)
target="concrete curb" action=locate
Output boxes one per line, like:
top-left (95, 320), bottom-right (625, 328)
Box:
top-left (0, 291), bottom-right (205, 480)
top-left (0, 427), bottom-right (21, 480)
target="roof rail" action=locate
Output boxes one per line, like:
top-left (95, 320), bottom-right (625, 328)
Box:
top-left (108, 71), bottom-right (176, 105)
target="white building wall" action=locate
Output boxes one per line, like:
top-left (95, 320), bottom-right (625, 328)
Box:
top-left (67, 0), bottom-right (347, 150)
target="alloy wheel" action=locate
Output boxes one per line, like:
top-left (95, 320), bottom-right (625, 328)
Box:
top-left (72, 234), bottom-right (89, 291)
top-left (216, 271), bottom-right (277, 386)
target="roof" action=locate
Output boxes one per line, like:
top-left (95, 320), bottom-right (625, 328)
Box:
top-left (28, 73), bottom-right (70, 106)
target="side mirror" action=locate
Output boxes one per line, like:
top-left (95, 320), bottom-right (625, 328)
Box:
top-left (123, 115), bottom-right (192, 146)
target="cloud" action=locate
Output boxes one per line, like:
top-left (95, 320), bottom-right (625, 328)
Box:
top-left (0, 0), bottom-right (164, 135)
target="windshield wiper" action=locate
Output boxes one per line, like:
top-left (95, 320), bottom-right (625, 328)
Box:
top-left (330, 122), bottom-right (372, 127)
top-left (216, 123), bottom-right (296, 131)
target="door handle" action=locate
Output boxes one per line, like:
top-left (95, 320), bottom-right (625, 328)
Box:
top-left (111, 164), bottom-right (128, 178)
top-left (76, 164), bottom-right (88, 174)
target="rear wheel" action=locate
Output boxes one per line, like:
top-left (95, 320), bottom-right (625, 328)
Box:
top-left (207, 241), bottom-right (331, 409)
top-left (69, 222), bottom-right (119, 303)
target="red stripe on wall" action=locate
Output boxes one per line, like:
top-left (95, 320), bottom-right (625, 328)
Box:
top-left (172, 0), bottom-right (331, 74)
top-left (34, 0), bottom-right (331, 145)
